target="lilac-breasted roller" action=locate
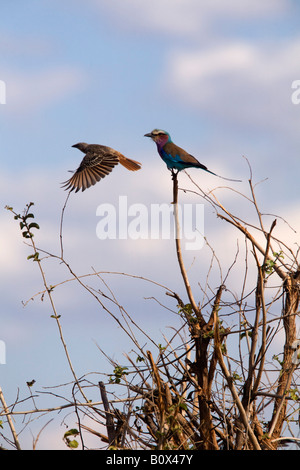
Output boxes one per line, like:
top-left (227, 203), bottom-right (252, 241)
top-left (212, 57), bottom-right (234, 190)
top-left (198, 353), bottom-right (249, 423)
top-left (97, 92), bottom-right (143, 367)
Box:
top-left (144, 129), bottom-right (241, 182)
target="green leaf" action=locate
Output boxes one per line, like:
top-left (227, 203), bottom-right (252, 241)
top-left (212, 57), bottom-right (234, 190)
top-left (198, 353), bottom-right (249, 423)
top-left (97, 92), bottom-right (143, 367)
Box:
top-left (22, 231), bottom-right (33, 238)
top-left (272, 354), bottom-right (284, 366)
top-left (63, 429), bottom-right (79, 449)
top-left (67, 439), bottom-right (79, 449)
top-left (109, 365), bottom-right (128, 383)
top-left (24, 214), bottom-right (35, 222)
top-left (273, 251), bottom-right (284, 260)
top-left (27, 252), bottom-right (40, 261)
top-left (240, 331), bottom-right (252, 340)
top-left (26, 379), bottom-right (36, 387)
top-left (28, 222), bottom-right (40, 230)
top-left (232, 372), bottom-right (243, 382)
top-left (289, 388), bottom-right (299, 401)
top-left (179, 402), bottom-right (188, 411)
top-left (64, 428), bottom-right (79, 438)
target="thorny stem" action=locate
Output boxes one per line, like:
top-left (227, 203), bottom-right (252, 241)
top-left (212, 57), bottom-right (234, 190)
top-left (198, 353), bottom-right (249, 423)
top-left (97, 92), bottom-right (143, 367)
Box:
top-left (31, 238), bottom-right (89, 403)
top-left (7, 204), bottom-right (89, 404)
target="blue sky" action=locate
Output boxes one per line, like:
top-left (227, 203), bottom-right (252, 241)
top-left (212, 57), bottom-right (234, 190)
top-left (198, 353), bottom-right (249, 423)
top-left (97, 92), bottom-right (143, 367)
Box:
top-left (1, 0), bottom-right (300, 449)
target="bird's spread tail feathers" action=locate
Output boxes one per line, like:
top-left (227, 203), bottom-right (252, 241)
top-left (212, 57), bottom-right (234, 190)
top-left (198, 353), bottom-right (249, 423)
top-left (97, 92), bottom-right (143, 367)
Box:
top-left (118, 155), bottom-right (141, 171)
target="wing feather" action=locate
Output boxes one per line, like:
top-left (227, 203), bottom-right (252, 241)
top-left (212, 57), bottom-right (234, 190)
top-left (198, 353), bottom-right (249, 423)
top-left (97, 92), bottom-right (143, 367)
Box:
top-left (61, 146), bottom-right (140, 192)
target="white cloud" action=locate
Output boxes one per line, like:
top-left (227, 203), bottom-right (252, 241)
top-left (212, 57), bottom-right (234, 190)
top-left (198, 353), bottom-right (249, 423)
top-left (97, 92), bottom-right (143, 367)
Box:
top-left (164, 39), bottom-right (300, 132)
top-left (3, 65), bottom-right (87, 115)
top-left (86, 0), bottom-right (300, 140)
top-left (0, 28), bottom-right (87, 115)
top-left (89, 0), bottom-right (288, 36)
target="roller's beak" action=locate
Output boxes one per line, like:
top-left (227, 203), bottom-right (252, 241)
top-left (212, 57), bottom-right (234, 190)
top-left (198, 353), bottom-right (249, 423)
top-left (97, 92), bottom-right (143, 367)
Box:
top-left (144, 132), bottom-right (152, 138)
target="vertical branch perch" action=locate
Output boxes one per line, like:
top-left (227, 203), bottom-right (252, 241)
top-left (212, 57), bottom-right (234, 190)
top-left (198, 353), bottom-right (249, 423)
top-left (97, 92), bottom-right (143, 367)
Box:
top-left (99, 381), bottom-right (116, 447)
top-left (172, 171), bottom-right (204, 323)
top-left (172, 172), bottom-right (220, 449)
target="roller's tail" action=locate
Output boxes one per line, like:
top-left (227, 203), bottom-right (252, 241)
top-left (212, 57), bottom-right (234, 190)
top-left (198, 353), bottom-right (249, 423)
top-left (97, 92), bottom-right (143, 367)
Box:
top-left (206, 168), bottom-right (242, 183)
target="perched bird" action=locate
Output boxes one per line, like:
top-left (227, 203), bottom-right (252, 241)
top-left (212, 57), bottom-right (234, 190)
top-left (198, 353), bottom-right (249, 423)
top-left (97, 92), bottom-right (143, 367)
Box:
top-left (62, 142), bottom-right (141, 192)
top-left (144, 129), bottom-right (241, 182)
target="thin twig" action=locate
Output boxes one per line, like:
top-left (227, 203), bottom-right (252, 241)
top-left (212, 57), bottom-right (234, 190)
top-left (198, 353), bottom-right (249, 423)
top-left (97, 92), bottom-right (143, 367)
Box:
top-left (213, 314), bottom-right (261, 450)
top-left (60, 190), bottom-right (71, 259)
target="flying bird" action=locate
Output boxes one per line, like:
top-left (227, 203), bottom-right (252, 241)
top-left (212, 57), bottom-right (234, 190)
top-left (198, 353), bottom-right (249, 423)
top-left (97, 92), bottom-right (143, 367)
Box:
top-left (62, 142), bottom-right (142, 192)
top-left (144, 129), bottom-right (241, 182)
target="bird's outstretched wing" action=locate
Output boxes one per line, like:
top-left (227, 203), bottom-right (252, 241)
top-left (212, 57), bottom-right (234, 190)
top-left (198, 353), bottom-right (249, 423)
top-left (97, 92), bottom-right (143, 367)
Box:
top-left (61, 150), bottom-right (119, 192)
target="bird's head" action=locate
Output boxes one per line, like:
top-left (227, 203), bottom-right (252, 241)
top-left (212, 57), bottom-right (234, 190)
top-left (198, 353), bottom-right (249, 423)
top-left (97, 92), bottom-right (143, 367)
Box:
top-left (144, 129), bottom-right (171, 147)
top-left (72, 142), bottom-right (89, 152)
